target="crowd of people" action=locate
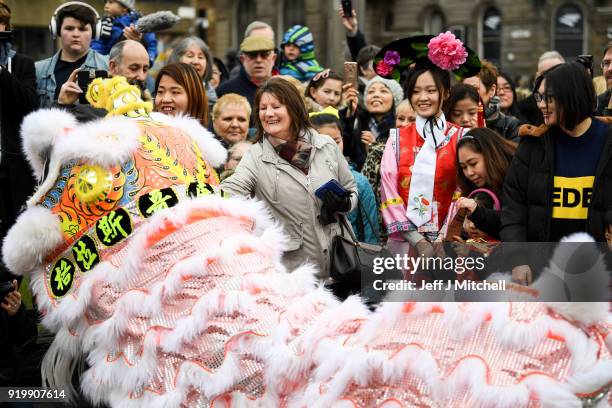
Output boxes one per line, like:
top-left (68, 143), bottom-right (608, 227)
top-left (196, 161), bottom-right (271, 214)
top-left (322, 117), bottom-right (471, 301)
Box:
top-left (0, 0), bottom-right (611, 392)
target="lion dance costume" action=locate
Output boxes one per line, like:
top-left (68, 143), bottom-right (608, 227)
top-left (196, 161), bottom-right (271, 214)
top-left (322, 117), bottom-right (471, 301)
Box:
top-left (2, 77), bottom-right (611, 407)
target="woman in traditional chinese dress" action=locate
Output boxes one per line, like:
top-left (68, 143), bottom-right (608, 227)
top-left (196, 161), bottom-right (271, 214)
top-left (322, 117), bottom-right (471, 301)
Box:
top-left (376, 33), bottom-right (481, 261)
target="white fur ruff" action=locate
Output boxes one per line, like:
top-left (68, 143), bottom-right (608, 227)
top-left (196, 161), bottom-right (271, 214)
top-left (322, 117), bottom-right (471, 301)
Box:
top-left (150, 112), bottom-right (227, 167)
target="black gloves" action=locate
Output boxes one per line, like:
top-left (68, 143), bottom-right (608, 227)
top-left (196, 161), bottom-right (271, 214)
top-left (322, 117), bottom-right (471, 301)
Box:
top-left (319, 190), bottom-right (351, 226)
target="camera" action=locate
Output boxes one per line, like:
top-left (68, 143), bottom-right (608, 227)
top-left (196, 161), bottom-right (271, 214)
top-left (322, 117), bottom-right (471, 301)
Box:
top-left (576, 54), bottom-right (594, 77)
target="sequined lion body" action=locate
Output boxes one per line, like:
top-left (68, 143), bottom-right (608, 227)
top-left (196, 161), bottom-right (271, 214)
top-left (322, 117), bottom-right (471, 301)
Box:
top-left (2, 78), bottom-right (610, 407)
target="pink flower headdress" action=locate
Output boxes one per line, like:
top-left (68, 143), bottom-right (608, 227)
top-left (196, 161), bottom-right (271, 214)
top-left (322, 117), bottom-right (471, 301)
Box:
top-left (427, 31), bottom-right (468, 70)
top-left (373, 32), bottom-right (481, 82)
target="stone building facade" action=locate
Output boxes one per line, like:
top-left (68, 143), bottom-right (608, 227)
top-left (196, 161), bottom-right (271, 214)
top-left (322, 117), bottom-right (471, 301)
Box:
top-left (5, 0), bottom-right (209, 61)
top-left (4, 0), bottom-right (611, 78)
top-left (213, 0), bottom-right (612, 78)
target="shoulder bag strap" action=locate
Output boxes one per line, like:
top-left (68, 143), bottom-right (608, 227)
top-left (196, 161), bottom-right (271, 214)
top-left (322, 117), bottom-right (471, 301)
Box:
top-left (357, 200), bottom-right (381, 243)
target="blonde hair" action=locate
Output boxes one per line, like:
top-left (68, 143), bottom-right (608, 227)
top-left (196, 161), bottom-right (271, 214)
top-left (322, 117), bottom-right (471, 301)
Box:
top-left (212, 93), bottom-right (251, 122)
top-left (395, 99), bottom-right (413, 114)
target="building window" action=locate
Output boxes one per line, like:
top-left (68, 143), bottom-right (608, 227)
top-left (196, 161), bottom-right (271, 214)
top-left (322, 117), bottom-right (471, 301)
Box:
top-left (424, 10), bottom-right (445, 35)
top-left (283, 0), bottom-right (305, 32)
top-left (482, 7), bottom-right (502, 67)
top-left (236, 0), bottom-right (256, 41)
top-left (12, 27), bottom-right (54, 62)
top-left (554, 3), bottom-right (584, 58)
top-left (383, 10), bottom-right (394, 34)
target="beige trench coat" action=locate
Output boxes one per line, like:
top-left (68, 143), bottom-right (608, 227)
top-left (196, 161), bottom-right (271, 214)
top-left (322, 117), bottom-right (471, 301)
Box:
top-left (220, 130), bottom-right (358, 279)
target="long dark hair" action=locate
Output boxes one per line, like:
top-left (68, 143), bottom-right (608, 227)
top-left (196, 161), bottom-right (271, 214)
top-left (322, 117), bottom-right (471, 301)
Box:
top-left (253, 77), bottom-right (311, 143)
top-left (154, 63), bottom-right (209, 127)
top-left (497, 71), bottom-right (524, 120)
top-left (456, 127), bottom-right (517, 196)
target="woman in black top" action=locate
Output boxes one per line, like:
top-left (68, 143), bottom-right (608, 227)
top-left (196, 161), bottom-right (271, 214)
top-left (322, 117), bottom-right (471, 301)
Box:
top-left (501, 62), bottom-right (612, 285)
top-left (455, 127), bottom-right (516, 240)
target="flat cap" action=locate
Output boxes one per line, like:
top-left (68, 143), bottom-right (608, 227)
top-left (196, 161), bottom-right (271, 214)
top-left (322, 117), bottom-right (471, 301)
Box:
top-left (240, 36), bottom-right (275, 52)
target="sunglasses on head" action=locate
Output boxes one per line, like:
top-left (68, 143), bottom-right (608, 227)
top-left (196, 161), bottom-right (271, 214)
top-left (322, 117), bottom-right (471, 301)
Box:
top-left (243, 50), bottom-right (273, 59)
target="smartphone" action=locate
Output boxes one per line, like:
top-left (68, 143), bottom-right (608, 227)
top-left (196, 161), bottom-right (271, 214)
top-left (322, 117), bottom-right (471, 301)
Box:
top-left (343, 61), bottom-right (358, 90)
top-left (77, 69), bottom-right (109, 104)
top-left (315, 179), bottom-right (348, 200)
top-left (0, 281), bottom-right (14, 304)
top-left (341, 0), bottom-right (352, 17)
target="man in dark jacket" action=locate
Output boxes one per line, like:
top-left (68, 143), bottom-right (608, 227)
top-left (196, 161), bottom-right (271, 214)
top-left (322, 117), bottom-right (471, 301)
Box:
top-left (595, 41), bottom-right (611, 117)
top-left (216, 36), bottom-right (276, 109)
top-left (596, 89), bottom-right (611, 117)
top-left (0, 2), bottom-right (39, 279)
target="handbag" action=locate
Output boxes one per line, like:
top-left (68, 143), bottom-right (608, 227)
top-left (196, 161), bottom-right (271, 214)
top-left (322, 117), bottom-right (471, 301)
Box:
top-left (444, 188), bottom-right (501, 242)
top-left (327, 202), bottom-right (400, 302)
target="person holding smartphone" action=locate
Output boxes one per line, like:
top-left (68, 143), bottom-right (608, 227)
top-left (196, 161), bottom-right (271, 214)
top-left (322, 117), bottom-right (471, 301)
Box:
top-left (56, 39), bottom-right (150, 123)
top-left (35, 2), bottom-right (109, 108)
top-left (0, 278), bottom-right (38, 387)
top-left (337, 0), bottom-right (367, 62)
top-left (221, 77), bottom-right (357, 279)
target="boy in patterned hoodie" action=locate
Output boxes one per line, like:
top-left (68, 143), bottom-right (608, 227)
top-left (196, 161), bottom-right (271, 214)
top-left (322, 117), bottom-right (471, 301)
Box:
top-left (279, 25), bottom-right (323, 83)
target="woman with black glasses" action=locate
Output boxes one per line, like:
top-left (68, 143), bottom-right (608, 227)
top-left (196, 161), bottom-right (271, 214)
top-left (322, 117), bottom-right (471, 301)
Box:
top-left (501, 62), bottom-right (612, 285)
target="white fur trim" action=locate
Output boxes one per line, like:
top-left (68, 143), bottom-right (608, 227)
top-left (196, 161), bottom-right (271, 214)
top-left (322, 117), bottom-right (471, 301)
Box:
top-left (2, 206), bottom-right (63, 275)
top-left (546, 303), bottom-right (611, 326)
top-left (560, 232), bottom-right (596, 242)
top-left (109, 195), bottom-right (275, 289)
top-left (27, 158), bottom-right (62, 206)
top-left (240, 263), bottom-right (318, 297)
top-left (21, 108), bottom-right (77, 180)
top-left (150, 112), bottom-right (227, 167)
top-left (160, 289), bottom-right (257, 353)
top-left (53, 116), bottom-right (140, 168)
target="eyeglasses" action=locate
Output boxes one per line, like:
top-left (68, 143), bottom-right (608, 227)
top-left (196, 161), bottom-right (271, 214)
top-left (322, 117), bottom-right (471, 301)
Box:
top-left (533, 92), bottom-right (554, 104)
top-left (243, 50), bottom-right (273, 60)
top-left (601, 60), bottom-right (611, 69)
top-left (497, 85), bottom-right (512, 93)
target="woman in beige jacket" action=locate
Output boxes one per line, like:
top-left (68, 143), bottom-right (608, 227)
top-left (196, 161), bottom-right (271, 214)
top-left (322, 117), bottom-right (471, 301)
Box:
top-left (221, 78), bottom-right (358, 279)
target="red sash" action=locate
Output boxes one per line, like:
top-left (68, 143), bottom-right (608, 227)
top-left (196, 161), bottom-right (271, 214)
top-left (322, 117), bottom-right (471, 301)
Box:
top-left (396, 122), bottom-right (461, 229)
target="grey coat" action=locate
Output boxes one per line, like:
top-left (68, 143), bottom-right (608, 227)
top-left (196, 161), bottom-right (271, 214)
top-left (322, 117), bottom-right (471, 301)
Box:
top-left (220, 130), bottom-right (358, 279)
